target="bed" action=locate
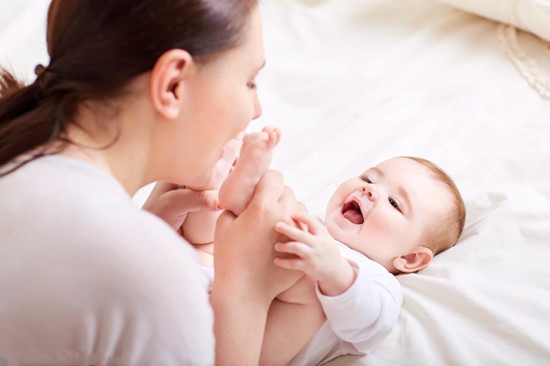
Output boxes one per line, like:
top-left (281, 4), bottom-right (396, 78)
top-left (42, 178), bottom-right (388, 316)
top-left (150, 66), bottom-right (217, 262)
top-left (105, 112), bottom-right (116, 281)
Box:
top-left (2, 0), bottom-right (550, 365)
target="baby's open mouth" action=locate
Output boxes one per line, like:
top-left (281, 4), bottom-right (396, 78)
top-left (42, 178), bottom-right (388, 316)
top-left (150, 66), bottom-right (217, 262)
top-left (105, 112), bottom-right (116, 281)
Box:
top-left (341, 200), bottom-right (364, 224)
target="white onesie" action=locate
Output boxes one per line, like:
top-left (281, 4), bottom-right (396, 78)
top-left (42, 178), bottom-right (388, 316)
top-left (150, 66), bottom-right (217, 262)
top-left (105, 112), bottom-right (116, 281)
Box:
top-left (289, 243), bottom-right (402, 365)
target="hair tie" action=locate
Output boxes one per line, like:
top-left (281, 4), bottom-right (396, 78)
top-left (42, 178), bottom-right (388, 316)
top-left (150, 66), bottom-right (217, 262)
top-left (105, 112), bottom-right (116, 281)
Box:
top-left (34, 64), bottom-right (47, 77)
top-left (34, 63), bottom-right (56, 91)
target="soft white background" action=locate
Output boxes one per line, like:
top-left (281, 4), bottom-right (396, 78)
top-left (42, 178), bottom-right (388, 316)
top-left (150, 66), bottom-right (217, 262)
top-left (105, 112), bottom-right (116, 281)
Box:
top-left (1, 0), bottom-right (550, 365)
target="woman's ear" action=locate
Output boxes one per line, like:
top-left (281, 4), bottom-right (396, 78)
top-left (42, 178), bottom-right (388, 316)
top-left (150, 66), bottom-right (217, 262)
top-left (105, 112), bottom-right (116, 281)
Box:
top-left (150, 49), bottom-right (194, 119)
top-left (392, 246), bottom-right (433, 273)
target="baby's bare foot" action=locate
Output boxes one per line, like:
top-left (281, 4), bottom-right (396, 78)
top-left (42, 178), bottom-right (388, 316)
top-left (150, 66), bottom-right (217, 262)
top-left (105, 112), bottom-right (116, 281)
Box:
top-left (238, 126), bottom-right (281, 174)
top-left (219, 126), bottom-right (281, 215)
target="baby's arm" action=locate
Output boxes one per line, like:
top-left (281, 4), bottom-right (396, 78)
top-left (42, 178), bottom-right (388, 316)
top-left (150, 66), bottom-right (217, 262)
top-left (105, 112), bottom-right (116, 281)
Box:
top-left (254, 215), bottom-right (356, 364)
top-left (218, 127), bottom-right (280, 216)
top-left (274, 215), bottom-right (403, 352)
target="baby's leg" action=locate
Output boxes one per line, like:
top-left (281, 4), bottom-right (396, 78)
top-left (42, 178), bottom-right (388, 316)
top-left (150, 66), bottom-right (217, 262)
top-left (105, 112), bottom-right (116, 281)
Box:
top-left (219, 127), bottom-right (281, 216)
top-left (260, 276), bottom-right (326, 365)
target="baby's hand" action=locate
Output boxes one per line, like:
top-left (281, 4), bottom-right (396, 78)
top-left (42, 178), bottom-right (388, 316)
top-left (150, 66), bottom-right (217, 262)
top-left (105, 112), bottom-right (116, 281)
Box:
top-left (273, 215), bottom-right (356, 296)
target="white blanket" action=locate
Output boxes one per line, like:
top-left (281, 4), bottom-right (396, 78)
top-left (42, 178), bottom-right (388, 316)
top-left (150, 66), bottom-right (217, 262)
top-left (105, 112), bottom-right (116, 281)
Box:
top-left (257, 0), bottom-right (550, 364)
top-left (2, 0), bottom-right (550, 364)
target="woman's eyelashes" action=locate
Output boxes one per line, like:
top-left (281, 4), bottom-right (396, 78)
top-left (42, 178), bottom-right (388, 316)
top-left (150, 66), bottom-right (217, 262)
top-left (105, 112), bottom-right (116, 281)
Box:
top-left (360, 175), bottom-right (402, 213)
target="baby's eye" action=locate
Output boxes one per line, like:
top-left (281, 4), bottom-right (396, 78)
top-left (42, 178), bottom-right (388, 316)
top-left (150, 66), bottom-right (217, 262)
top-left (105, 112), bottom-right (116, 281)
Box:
top-left (361, 176), bottom-right (372, 184)
top-left (389, 197), bottom-right (402, 213)
top-left (247, 81), bottom-right (257, 90)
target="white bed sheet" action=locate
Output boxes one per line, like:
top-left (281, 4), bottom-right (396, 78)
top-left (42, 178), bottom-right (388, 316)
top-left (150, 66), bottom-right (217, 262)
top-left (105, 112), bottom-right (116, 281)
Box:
top-left (2, 0), bottom-right (550, 365)
top-left (257, 0), bottom-right (550, 364)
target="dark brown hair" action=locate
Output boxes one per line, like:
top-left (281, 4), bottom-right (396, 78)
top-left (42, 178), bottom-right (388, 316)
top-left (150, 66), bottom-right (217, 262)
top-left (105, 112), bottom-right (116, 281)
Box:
top-left (0, 0), bottom-right (258, 176)
top-left (403, 156), bottom-right (466, 255)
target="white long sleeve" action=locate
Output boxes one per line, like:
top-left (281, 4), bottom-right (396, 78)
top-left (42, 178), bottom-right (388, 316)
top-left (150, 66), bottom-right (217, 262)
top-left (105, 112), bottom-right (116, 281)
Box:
top-left (317, 244), bottom-right (402, 352)
top-left (289, 243), bottom-right (402, 365)
top-left (0, 156), bottom-right (214, 365)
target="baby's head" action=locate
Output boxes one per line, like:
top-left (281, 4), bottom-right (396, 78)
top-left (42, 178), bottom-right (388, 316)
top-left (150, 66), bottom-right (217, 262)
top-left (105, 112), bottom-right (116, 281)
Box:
top-left (325, 157), bottom-right (465, 274)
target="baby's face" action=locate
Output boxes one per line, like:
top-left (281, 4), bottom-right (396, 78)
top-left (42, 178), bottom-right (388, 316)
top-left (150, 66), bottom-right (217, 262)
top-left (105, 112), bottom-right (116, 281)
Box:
top-left (324, 157), bottom-right (453, 273)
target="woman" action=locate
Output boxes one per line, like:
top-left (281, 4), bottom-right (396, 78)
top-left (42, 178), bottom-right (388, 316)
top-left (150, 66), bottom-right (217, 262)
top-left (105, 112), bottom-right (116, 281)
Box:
top-left (0, 0), bottom-right (302, 364)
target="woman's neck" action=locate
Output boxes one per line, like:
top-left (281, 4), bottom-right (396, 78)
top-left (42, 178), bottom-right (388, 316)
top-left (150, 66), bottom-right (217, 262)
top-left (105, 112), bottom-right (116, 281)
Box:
top-left (59, 97), bottom-right (154, 196)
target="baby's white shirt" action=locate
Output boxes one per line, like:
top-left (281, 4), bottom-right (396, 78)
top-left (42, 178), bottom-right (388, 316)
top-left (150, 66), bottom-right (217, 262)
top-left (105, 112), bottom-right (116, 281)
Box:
top-left (289, 243), bottom-right (402, 365)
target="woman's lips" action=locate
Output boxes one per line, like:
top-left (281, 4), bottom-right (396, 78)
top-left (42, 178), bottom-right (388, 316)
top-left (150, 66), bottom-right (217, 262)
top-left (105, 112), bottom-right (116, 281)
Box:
top-left (341, 199), bottom-right (364, 224)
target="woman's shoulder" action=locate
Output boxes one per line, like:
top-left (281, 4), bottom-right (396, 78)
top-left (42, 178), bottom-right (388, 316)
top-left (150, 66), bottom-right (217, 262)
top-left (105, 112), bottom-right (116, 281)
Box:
top-left (0, 154), bottom-right (131, 213)
top-left (0, 153), bottom-right (209, 303)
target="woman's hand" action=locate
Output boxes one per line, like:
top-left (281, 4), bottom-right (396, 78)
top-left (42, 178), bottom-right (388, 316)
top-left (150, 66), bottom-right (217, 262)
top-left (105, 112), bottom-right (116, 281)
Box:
top-left (210, 170), bottom-right (307, 365)
top-left (212, 170), bottom-right (306, 301)
top-left (142, 182), bottom-right (220, 231)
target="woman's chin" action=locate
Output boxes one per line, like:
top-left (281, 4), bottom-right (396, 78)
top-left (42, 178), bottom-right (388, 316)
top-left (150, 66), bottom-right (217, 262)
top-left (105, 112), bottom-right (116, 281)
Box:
top-left (187, 167), bottom-right (218, 190)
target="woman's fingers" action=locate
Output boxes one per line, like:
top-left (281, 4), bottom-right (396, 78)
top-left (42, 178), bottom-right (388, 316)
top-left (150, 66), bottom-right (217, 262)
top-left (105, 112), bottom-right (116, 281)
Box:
top-left (248, 170), bottom-right (285, 212)
top-left (142, 182), bottom-right (220, 231)
top-left (216, 169), bottom-right (307, 300)
top-left (277, 186), bottom-right (298, 225)
top-left (214, 210), bottom-right (237, 241)
top-left (165, 188), bottom-right (220, 212)
top-left (296, 202), bottom-right (308, 216)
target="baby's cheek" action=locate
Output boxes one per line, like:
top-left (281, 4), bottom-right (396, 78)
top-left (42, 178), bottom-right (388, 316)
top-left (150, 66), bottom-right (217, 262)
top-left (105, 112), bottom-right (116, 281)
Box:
top-left (361, 215), bottom-right (396, 243)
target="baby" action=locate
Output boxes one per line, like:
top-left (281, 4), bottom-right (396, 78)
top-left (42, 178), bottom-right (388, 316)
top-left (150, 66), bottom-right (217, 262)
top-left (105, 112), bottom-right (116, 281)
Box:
top-left (183, 127), bottom-right (466, 365)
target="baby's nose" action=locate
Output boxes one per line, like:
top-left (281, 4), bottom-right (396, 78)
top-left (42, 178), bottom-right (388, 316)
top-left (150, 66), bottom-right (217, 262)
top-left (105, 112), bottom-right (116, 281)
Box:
top-left (361, 185), bottom-right (378, 201)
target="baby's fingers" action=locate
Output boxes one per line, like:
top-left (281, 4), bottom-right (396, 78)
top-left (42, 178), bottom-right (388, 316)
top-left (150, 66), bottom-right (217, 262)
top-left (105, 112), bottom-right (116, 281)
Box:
top-left (292, 214), bottom-right (326, 235)
top-left (275, 221), bottom-right (313, 244)
top-left (274, 241), bottom-right (311, 258)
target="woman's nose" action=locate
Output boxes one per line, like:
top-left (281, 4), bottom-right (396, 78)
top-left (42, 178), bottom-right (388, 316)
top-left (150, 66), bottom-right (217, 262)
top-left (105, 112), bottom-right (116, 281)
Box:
top-left (252, 93), bottom-right (262, 120)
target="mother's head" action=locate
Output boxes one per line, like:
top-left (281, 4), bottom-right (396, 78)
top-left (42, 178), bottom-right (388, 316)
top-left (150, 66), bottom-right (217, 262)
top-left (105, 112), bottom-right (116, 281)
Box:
top-left (0, 0), bottom-right (263, 189)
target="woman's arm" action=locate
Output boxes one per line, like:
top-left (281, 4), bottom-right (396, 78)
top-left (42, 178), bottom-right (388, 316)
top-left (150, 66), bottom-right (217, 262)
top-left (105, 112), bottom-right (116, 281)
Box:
top-left (211, 170), bottom-right (304, 365)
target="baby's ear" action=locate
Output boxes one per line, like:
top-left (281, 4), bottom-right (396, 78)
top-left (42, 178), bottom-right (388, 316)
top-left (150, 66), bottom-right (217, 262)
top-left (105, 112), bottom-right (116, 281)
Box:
top-left (392, 247), bottom-right (433, 273)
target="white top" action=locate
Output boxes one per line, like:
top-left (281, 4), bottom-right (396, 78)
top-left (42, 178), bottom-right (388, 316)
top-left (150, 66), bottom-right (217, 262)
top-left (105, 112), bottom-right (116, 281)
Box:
top-left (289, 243), bottom-right (403, 365)
top-left (0, 156), bottom-right (214, 366)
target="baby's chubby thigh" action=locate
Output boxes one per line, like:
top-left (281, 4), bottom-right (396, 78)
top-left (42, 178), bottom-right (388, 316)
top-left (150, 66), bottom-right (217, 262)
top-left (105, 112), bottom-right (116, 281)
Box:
top-left (276, 274), bottom-right (319, 306)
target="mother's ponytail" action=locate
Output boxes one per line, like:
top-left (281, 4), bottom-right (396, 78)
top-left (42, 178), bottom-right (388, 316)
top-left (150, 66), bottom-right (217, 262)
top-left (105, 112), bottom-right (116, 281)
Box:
top-left (0, 0), bottom-right (258, 177)
top-left (0, 67), bottom-right (76, 176)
